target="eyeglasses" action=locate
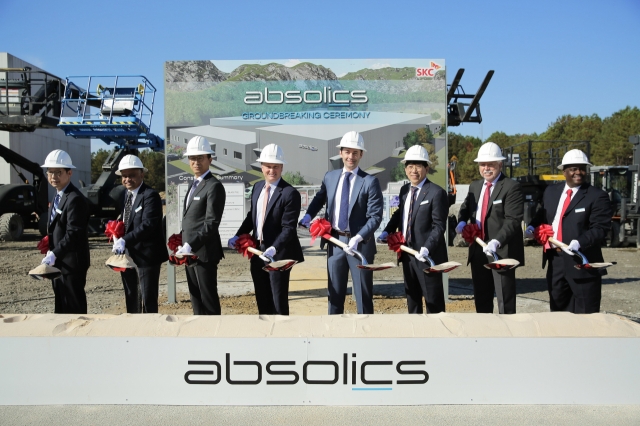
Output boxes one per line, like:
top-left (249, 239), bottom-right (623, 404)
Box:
top-left (188, 156), bottom-right (208, 162)
top-left (46, 171), bottom-right (66, 177)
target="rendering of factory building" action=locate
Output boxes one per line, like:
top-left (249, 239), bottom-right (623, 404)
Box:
top-left (169, 111), bottom-right (442, 184)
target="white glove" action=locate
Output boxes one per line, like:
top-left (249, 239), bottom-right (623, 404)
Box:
top-left (228, 236), bottom-right (239, 249)
top-left (455, 221), bottom-right (466, 234)
top-left (42, 251), bottom-right (56, 265)
top-left (299, 214), bottom-right (311, 228)
top-left (112, 238), bottom-right (125, 254)
top-left (524, 225), bottom-right (535, 239)
top-left (343, 234), bottom-right (363, 256)
top-left (415, 247), bottom-right (429, 262)
top-left (483, 239), bottom-right (500, 254)
top-left (562, 240), bottom-right (580, 256)
top-left (259, 246), bottom-right (277, 262)
top-left (176, 242), bottom-right (192, 255)
top-left (376, 231), bottom-right (389, 243)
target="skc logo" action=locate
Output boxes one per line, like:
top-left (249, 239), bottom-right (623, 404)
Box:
top-left (415, 62), bottom-right (442, 78)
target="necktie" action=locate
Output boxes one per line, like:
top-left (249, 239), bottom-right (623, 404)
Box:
top-left (556, 189), bottom-right (573, 243)
top-left (405, 186), bottom-right (418, 245)
top-left (337, 172), bottom-right (352, 231)
top-left (258, 183), bottom-right (271, 241)
top-left (187, 179), bottom-right (199, 207)
top-left (50, 194), bottom-right (60, 223)
top-left (123, 192), bottom-right (133, 225)
top-left (480, 182), bottom-right (492, 240)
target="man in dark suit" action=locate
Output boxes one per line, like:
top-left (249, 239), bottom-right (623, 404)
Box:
top-left (228, 144), bottom-right (304, 315)
top-left (40, 150), bottom-right (90, 314)
top-left (111, 154), bottom-right (168, 313)
top-left (175, 136), bottom-right (226, 315)
top-left (300, 131), bottom-right (383, 314)
top-left (527, 149), bottom-right (611, 314)
top-left (378, 145), bottom-right (449, 314)
top-left (456, 142), bottom-right (524, 314)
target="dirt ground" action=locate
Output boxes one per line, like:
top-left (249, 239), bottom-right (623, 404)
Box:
top-left (1, 230), bottom-right (638, 320)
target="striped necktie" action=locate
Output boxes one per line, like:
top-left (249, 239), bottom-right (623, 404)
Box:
top-left (50, 193), bottom-right (61, 223)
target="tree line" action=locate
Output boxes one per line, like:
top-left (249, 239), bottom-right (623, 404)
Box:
top-left (450, 106), bottom-right (640, 184)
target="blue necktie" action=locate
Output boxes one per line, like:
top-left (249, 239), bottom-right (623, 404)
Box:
top-left (50, 194), bottom-right (60, 223)
top-left (338, 172), bottom-right (352, 231)
top-left (187, 179), bottom-right (200, 206)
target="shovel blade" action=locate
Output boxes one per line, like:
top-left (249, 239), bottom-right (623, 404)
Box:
top-left (356, 262), bottom-right (397, 271)
top-left (574, 262), bottom-right (616, 270)
top-left (263, 260), bottom-right (298, 272)
top-left (423, 261), bottom-right (462, 274)
top-left (483, 258), bottom-right (520, 270)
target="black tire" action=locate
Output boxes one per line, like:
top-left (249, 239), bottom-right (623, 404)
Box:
top-left (0, 213), bottom-right (24, 241)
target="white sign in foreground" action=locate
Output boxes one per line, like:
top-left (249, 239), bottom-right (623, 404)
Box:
top-left (1, 337), bottom-right (639, 405)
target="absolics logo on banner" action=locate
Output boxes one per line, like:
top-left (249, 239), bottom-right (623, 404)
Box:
top-left (184, 353), bottom-right (428, 386)
top-left (244, 87), bottom-right (368, 106)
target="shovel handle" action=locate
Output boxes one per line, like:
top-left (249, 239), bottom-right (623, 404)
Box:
top-left (323, 235), bottom-right (368, 265)
top-left (247, 247), bottom-right (274, 263)
top-left (547, 237), bottom-right (589, 265)
top-left (547, 236), bottom-right (568, 249)
top-left (474, 237), bottom-right (499, 262)
top-left (399, 245), bottom-right (419, 256)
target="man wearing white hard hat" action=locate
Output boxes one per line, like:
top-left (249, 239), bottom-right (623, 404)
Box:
top-left (456, 142), bottom-right (524, 314)
top-left (301, 131), bottom-right (383, 314)
top-left (229, 144), bottom-right (304, 315)
top-left (527, 149), bottom-right (610, 313)
top-left (178, 136), bottom-right (226, 315)
top-left (40, 150), bottom-right (90, 314)
top-left (112, 154), bottom-right (168, 313)
top-left (379, 145), bottom-right (449, 313)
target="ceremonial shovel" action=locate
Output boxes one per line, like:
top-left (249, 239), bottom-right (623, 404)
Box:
top-left (474, 237), bottom-right (520, 270)
top-left (306, 219), bottom-right (396, 271)
top-left (245, 247), bottom-right (298, 272)
top-left (547, 236), bottom-right (616, 270)
top-left (384, 232), bottom-right (461, 274)
top-left (234, 234), bottom-right (298, 272)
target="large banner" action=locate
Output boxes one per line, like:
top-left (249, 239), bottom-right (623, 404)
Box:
top-left (164, 59), bottom-right (447, 236)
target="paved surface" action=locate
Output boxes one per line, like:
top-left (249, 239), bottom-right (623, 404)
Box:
top-left (1, 405), bottom-right (639, 425)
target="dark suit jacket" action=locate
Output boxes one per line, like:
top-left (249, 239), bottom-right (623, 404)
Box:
top-left (530, 182), bottom-right (611, 277)
top-left (306, 168), bottom-right (383, 245)
top-left (47, 182), bottom-right (90, 274)
top-left (120, 182), bottom-right (168, 267)
top-left (458, 173), bottom-right (525, 265)
top-left (384, 180), bottom-right (449, 264)
top-left (181, 172), bottom-right (226, 264)
top-left (236, 179), bottom-right (304, 263)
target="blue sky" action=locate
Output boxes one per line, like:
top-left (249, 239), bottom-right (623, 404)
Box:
top-left (2, 0), bottom-right (638, 151)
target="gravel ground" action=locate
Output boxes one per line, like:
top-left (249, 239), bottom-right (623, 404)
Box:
top-left (1, 230), bottom-right (638, 320)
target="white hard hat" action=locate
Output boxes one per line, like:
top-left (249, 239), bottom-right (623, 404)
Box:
top-left (257, 144), bottom-right (286, 164)
top-left (336, 131), bottom-right (366, 152)
top-left (184, 135), bottom-right (214, 157)
top-left (401, 145), bottom-right (431, 164)
top-left (115, 154), bottom-right (148, 176)
top-left (558, 149), bottom-right (592, 170)
top-left (474, 142), bottom-right (506, 162)
top-left (41, 149), bottom-right (76, 169)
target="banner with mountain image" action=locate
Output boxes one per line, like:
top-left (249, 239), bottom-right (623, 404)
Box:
top-left (164, 59), bottom-right (447, 238)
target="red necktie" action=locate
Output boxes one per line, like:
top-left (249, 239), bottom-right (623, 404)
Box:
top-left (556, 189), bottom-right (573, 243)
top-left (480, 182), bottom-right (492, 240)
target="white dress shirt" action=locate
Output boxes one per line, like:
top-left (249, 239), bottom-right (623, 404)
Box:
top-left (403, 178), bottom-right (427, 236)
top-left (475, 172), bottom-right (502, 230)
top-left (551, 183), bottom-right (578, 241)
top-left (187, 171), bottom-right (210, 205)
top-left (332, 167), bottom-right (359, 231)
top-left (255, 178), bottom-right (280, 240)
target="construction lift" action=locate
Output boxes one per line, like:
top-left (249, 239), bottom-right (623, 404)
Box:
top-left (57, 75), bottom-right (164, 233)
